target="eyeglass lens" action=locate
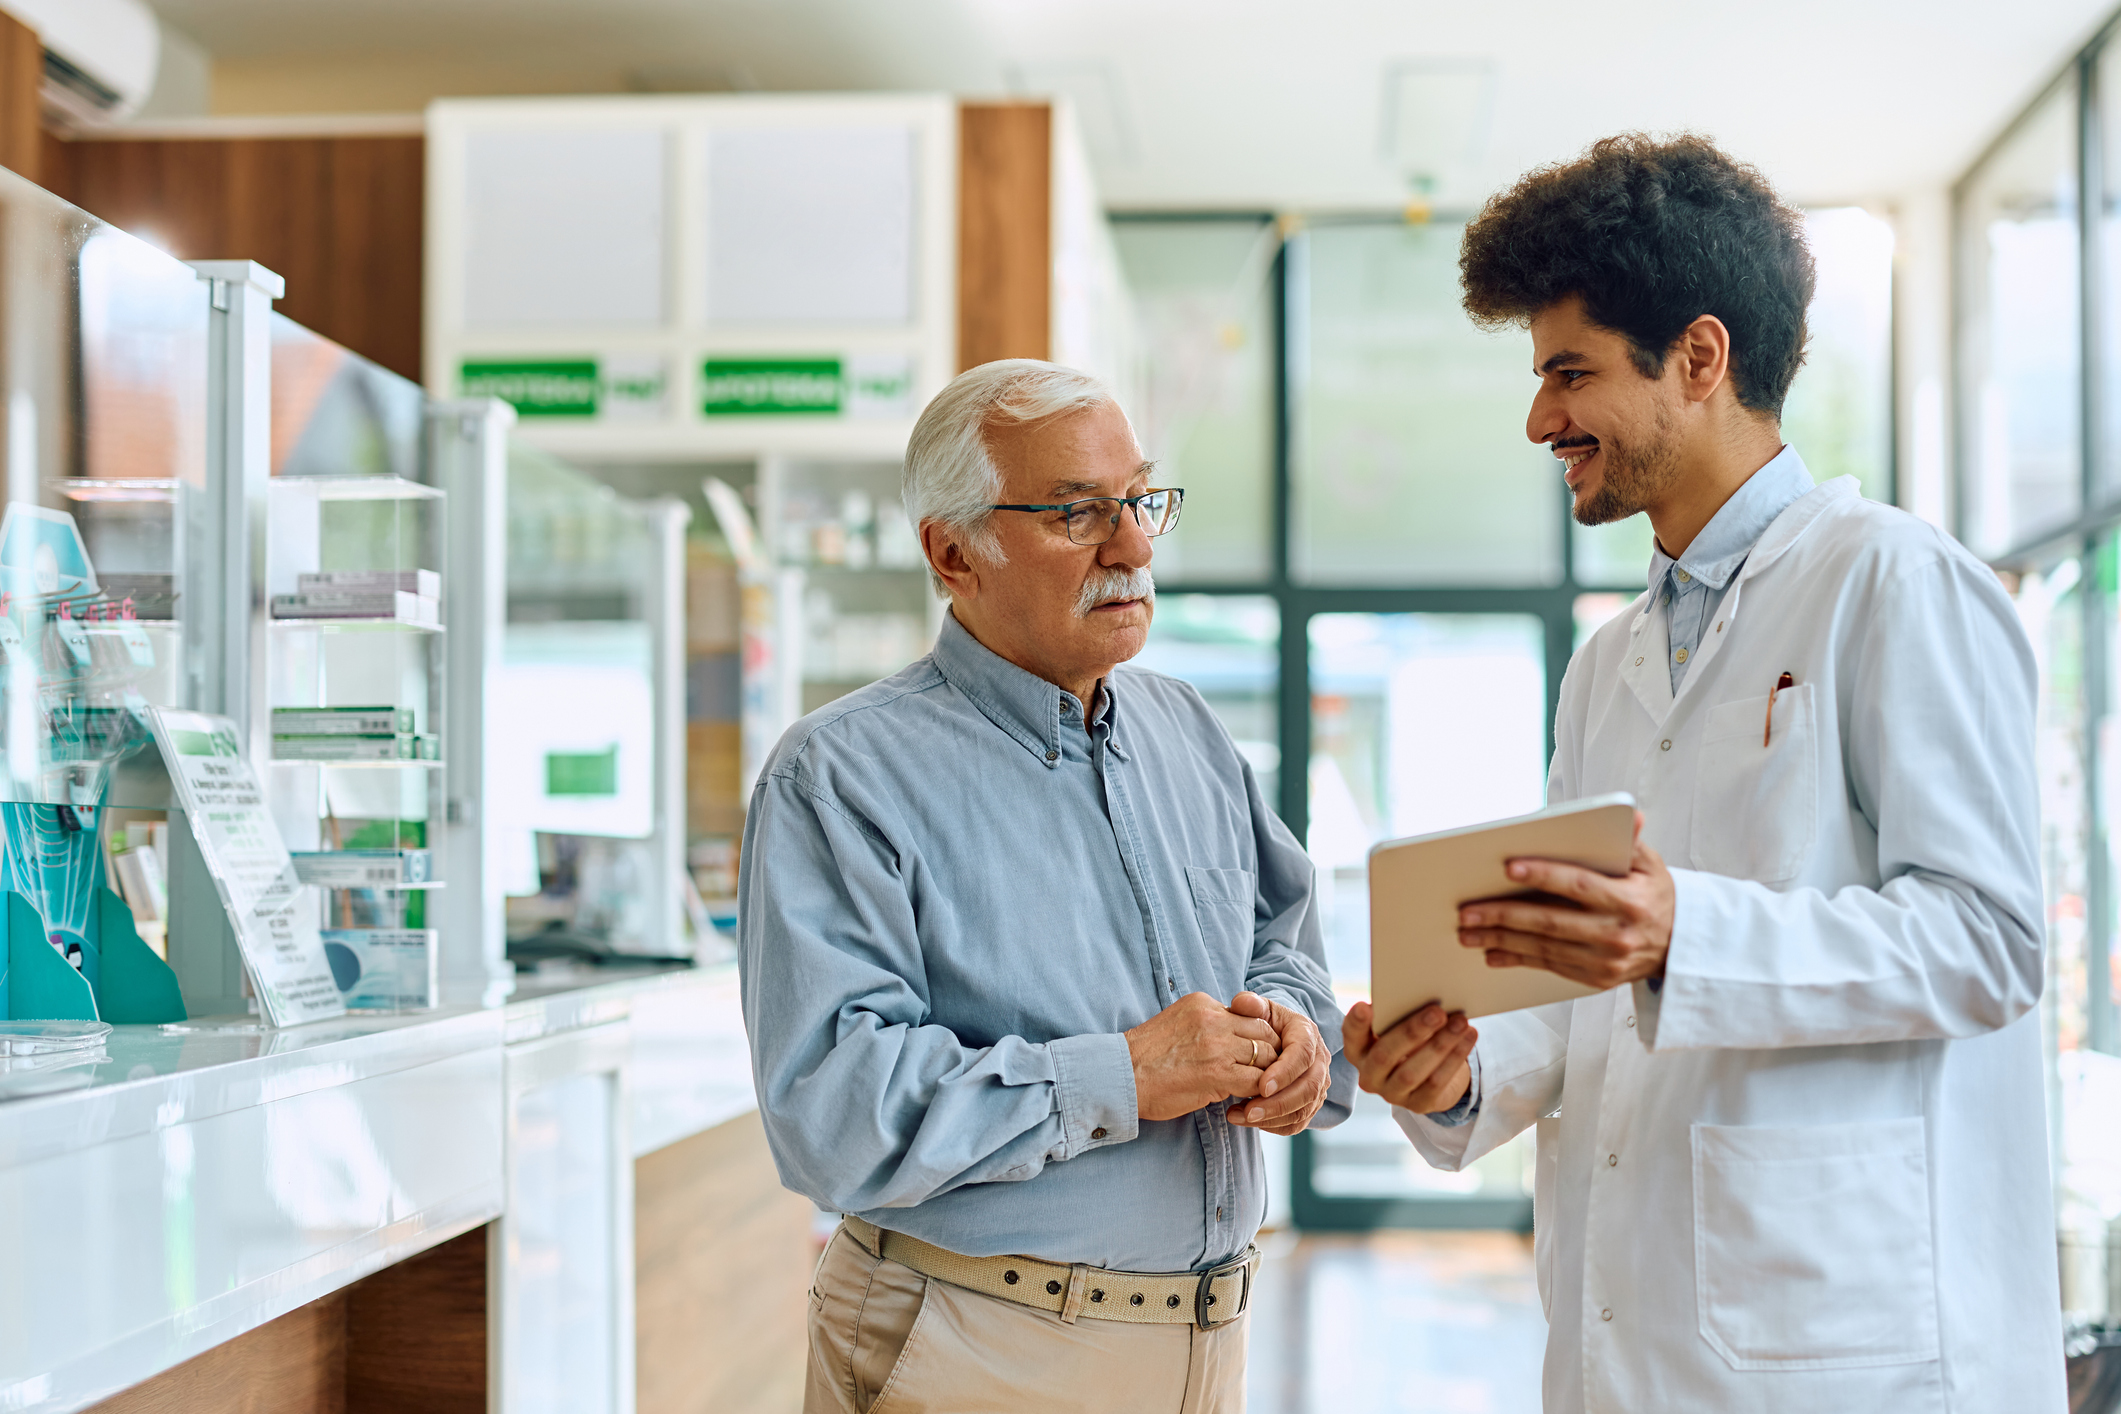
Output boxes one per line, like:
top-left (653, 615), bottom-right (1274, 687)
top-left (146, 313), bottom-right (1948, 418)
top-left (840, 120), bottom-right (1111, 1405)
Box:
top-left (1064, 491), bottom-right (1183, 545)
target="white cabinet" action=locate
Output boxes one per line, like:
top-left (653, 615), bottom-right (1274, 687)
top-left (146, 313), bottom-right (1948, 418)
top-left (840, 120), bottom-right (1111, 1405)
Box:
top-left (497, 1019), bottom-right (636, 1414)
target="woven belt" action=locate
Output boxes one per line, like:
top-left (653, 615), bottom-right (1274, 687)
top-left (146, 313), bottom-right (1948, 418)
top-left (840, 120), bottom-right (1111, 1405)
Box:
top-left (840, 1216), bottom-right (1255, 1330)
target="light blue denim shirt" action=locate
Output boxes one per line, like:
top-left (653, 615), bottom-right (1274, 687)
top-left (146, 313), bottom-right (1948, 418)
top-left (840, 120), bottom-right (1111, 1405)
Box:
top-left (738, 611), bottom-right (1354, 1273)
top-left (1646, 446), bottom-right (1814, 692)
top-left (1427, 446), bottom-right (1816, 1128)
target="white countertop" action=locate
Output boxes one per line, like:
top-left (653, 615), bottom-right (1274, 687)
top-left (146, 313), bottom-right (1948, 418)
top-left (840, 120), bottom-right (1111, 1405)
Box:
top-left (0, 962), bottom-right (756, 1414)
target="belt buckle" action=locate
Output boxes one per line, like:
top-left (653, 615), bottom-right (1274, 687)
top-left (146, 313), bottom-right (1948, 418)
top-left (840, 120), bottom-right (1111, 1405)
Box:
top-left (1193, 1255), bottom-right (1250, 1330)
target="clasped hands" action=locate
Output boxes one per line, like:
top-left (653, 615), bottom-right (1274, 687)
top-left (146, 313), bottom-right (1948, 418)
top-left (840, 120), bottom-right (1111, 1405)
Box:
top-left (1125, 990), bottom-right (1330, 1135)
top-left (1344, 812), bottom-right (1676, 1113)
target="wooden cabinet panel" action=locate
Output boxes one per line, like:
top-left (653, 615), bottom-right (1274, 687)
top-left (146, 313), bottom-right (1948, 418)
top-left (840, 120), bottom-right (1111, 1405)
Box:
top-left (958, 103), bottom-right (1053, 370)
top-left (0, 10), bottom-right (40, 184)
top-left (85, 1293), bottom-right (351, 1414)
top-left (636, 1111), bottom-right (814, 1414)
top-left (57, 136), bottom-right (425, 383)
top-left (84, 1225), bottom-right (488, 1414)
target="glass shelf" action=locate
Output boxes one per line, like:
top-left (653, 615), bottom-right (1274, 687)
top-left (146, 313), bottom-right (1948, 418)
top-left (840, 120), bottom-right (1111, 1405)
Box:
top-left (271, 759), bottom-right (446, 769)
top-left (47, 479), bottom-right (182, 504)
top-left (274, 475), bottom-right (444, 502)
top-left (269, 618), bottom-right (445, 633)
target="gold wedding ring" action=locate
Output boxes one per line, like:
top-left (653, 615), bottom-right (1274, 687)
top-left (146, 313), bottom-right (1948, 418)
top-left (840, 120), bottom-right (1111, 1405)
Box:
top-left (1249, 1039), bottom-right (1260, 1067)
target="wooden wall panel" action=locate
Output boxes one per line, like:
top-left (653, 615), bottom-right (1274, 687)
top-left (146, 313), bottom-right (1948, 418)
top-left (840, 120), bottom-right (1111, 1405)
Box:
top-left (58, 136), bottom-right (426, 382)
top-left (957, 103), bottom-right (1052, 370)
top-left (636, 1111), bottom-right (814, 1414)
top-left (85, 1292), bottom-right (350, 1414)
top-left (0, 10), bottom-right (39, 185)
top-left (346, 1226), bottom-right (488, 1414)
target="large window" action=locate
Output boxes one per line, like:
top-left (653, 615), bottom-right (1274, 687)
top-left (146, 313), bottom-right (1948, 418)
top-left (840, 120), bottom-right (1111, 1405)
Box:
top-left (1954, 23), bottom-right (2121, 1325)
top-left (1119, 201), bottom-right (1895, 1229)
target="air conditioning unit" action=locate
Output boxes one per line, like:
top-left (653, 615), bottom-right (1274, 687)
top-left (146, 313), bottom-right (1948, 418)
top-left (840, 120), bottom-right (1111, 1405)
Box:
top-left (0, 0), bottom-right (160, 126)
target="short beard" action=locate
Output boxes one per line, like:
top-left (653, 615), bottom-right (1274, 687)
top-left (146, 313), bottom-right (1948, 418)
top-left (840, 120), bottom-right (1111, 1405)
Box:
top-left (1076, 566), bottom-right (1156, 617)
top-left (1570, 403), bottom-right (1682, 527)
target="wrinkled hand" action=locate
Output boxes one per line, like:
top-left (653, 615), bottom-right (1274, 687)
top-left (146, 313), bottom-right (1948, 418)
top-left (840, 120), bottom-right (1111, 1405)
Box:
top-left (1456, 811), bottom-right (1674, 989)
top-left (1126, 991), bottom-right (1282, 1122)
top-left (1226, 992), bottom-right (1331, 1136)
top-left (1342, 1001), bottom-right (1477, 1114)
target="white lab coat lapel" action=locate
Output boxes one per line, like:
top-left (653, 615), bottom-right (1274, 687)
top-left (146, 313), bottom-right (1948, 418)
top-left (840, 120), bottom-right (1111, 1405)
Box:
top-left (1620, 602), bottom-right (1675, 724)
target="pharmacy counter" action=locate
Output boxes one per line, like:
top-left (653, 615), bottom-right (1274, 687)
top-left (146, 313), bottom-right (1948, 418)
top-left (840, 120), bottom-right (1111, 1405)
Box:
top-left (0, 960), bottom-right (772, 1414)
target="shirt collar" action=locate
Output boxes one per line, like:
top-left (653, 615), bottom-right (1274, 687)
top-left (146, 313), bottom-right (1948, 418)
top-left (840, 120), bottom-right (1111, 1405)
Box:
top-left (930, 611), bottom-right (1115, 768)
top-left (1646, 445), bottom-right (1815, 594)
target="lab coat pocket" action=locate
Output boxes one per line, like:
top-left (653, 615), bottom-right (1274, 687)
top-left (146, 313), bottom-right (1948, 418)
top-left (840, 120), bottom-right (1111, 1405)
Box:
top-left (1532, 1115), bottom-right (1559, 1320)
top-left (1690, 683), bottom-right (1817, 883)
top-left (1692, 1117), bottom-right (1940, 1371)
top-left (1186, 866), bottom-right (1259, 959)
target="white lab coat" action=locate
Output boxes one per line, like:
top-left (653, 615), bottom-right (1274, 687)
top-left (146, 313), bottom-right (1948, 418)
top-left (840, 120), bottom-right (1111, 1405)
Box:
top-left (1400, 477), bottom-right (2065, 1413)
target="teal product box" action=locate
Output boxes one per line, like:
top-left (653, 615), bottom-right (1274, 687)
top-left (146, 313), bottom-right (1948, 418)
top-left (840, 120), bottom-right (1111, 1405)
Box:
top-left (271, 706), bottom-right (415, 736)
top-left (320, 928), bottom-right (437, 1010)
top-left (290, 849), bottom-right (433, 888)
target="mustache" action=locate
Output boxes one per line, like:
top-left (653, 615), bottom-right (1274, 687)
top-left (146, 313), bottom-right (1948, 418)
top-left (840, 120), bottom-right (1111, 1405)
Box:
top-left (1076, 567), bottom-right (1156, 617)
top-left (1552, 436), bottom-right (1598, 452)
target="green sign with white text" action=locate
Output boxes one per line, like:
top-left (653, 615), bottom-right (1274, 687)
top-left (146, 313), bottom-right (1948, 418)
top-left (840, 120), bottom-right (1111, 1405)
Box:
top-left (702, 359), bottom-right (842, 416)
top-left (460, 360), bottom-right (599, 417)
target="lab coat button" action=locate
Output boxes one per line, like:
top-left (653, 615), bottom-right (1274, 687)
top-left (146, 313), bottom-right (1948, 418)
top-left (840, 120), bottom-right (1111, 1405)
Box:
top-left (1608, 1153), bottom-right (1618, 1167)
top-left (1660, 740), bottom-right (1671, 751)
top-left (1625, 1015), bottom-right (1636, 1028)
top-left (1635, 657), bottom-right (1645, 667)
top-left (1601, 1308), bottom-right (1613, 1322)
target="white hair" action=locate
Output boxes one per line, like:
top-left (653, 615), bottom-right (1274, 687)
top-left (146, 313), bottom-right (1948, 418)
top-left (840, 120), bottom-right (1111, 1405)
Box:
top-left (902, 359), bottom-right (1119, 597)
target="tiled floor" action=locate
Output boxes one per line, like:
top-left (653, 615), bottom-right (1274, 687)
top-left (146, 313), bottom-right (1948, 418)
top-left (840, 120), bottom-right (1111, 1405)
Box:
top-left (1246, 1231), bottom-right (1546, 1414)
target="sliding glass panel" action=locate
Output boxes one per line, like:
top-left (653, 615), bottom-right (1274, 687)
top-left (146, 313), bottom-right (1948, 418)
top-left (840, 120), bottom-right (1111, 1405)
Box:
top-left (1782, 208), bottom-right (1896, 502)
top-left (1291, 223), bottom-right (1562, 587)
top-left (1134, 594), bottom-right (1279, 809)
top-left (1113, 220), bottom-right (1277, 583)
top-left (1959, 76), bottom-right (2081, 558)
top-left (1305, 612), bottom-right (1545, 1206)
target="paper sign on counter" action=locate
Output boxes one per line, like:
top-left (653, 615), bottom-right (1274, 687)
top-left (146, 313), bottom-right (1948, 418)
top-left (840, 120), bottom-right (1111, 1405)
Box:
top-left (147, 708), bottom-right (346, 1028)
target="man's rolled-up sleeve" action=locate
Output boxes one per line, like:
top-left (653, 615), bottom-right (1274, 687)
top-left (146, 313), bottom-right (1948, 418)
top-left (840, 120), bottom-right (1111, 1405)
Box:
top-left (740, 770), bottom-right (1136, 1214)
top-left (1237, 761), bottom-right (1356, 1129)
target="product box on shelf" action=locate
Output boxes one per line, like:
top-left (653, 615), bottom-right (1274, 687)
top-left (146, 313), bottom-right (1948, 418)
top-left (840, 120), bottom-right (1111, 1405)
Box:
top-left (273, 733), bottom-right (440, 762)
top-left (290, 849), bottom-right (434, 888)
top-left (271, 706), bottom-right (417, 736)
top-left (270, 589), bottom-right (440, 626)
top-left (299, 569), bottom-right (440, 599)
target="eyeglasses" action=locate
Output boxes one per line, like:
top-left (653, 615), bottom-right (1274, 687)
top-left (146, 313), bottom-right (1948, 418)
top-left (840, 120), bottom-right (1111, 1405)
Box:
top-left (986, 489), bottom-right (1186, 546)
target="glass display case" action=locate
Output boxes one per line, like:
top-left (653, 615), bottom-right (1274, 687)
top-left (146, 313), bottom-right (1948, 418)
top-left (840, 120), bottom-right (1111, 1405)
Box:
top-left (499, 441), bottom-right (691, 968)
top-left (260, 314), bottom-right (448, 1013)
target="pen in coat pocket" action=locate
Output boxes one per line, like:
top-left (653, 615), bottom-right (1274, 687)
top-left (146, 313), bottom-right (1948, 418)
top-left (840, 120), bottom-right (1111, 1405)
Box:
top-left (1765, 672), bottom-right (1794, 747)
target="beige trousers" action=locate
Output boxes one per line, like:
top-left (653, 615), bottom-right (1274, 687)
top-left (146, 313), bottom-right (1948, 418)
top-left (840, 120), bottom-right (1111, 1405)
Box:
top-left (803, 1226), bottom-right (1249, 1414)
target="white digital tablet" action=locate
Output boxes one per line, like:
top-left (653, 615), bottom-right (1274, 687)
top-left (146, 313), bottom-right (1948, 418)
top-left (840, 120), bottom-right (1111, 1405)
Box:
top-left (1367, 792), bottom-right (1638, 1034)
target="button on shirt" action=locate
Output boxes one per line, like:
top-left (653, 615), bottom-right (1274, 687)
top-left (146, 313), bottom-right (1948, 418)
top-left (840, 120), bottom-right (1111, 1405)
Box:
top-left (1646, 446), bottom-right (1815, 692)
top-left (738, 612), bottom-right (1354, 1273)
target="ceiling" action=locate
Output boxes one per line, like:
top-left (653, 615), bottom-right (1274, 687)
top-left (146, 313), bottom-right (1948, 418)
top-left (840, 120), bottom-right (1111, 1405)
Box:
top-left (143, 0), bottom-right (2118, 209)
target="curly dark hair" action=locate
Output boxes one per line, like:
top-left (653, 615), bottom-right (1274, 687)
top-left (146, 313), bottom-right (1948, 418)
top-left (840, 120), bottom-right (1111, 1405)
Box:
top-left (1460, 133), bottom-right (1816, 418)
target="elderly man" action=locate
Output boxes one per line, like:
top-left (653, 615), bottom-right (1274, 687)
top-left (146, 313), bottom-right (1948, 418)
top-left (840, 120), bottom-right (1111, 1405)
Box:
top-left (739, 358), bottom-right (1352, 1414)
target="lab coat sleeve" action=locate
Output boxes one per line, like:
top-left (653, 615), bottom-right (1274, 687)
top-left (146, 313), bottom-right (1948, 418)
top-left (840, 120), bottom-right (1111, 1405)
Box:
top-left (1237, 758), bottom-right (1356, 1130)
top-left (1394, 1004), bottom-right (1570, 1168)
top-left (739, 771), bottom-right (1137, 1214)
top-left (1393, 653), bottom-right (1591, 1163)
top-left (1641, 552), bottom-right (2044, 1052)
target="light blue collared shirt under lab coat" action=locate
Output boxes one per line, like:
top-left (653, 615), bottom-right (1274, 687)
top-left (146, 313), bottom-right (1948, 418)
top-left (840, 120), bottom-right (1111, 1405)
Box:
top-left (1428, 445), bottom-right (1817, 1127)
top-left (738, 612), bottom-right (1356, 1274)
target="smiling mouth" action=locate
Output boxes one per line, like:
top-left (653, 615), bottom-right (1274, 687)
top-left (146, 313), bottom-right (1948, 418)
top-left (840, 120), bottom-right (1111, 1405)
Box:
top-left (1555, 443), bottom-right (1598, 485)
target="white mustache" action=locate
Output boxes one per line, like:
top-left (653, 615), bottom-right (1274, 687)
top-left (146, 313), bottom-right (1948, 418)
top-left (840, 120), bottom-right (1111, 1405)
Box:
top-left (1076, 567), bottom-right (1155, 617)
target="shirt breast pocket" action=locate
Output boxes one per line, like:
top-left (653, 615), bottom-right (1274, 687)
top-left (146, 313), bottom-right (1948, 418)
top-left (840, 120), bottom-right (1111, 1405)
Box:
top-left (1185, 866), bottom-right (1258, 960)
top-left (1689, 683), bottom-right (1818, 884)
